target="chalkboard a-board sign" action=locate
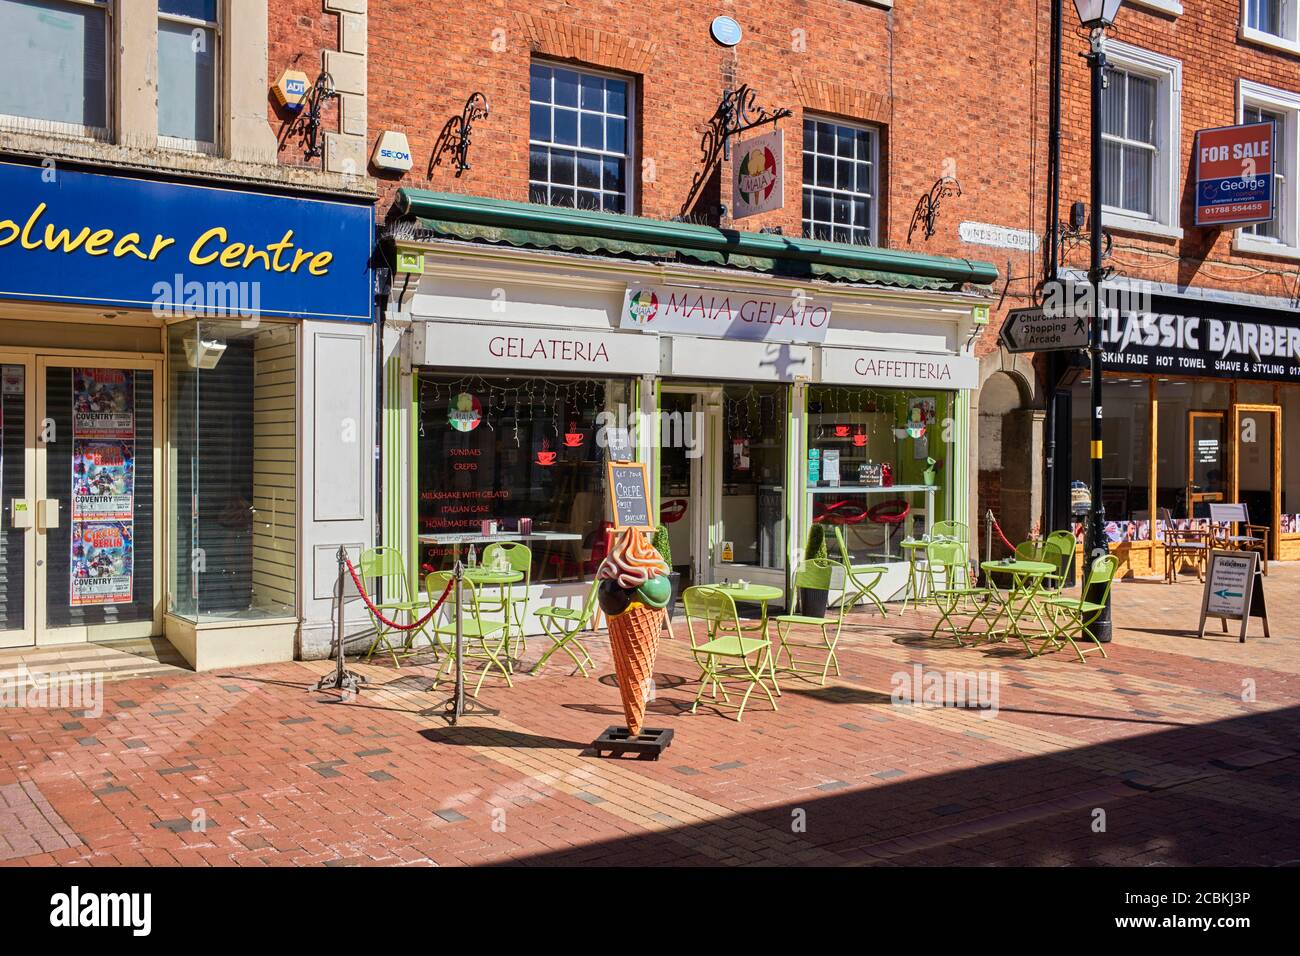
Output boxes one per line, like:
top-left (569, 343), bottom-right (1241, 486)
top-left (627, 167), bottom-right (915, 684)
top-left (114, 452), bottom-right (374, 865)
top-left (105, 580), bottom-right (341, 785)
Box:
top-left (607, 460), bottom-right (653, 532)
top-left (1198, 549), bottom-right (1270, 642)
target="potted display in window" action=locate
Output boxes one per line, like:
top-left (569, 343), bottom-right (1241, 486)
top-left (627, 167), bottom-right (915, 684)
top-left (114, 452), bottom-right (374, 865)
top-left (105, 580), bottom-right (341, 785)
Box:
top-left (651, 524), bottom-right (681, 621)
top-left (923, 457), bottom-right (940, 487)
top-left (800, 522), bottom-right (831, 619)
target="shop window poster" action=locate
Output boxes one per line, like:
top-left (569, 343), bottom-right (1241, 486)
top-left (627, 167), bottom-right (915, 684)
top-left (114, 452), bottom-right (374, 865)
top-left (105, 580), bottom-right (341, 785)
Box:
top-left (71, 368), bottom-right (135, 606)
top-left (70, 520), bottom-right (134, 606)
top-left (73, 368), bottom-right (135, 439)
top-left (72, 440), bottom-right (134, 521)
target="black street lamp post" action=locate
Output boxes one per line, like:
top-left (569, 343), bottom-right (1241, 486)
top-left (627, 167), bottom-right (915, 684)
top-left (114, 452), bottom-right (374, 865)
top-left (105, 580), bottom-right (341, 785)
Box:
top-left (1074, 0), bottom-right (1124, 642)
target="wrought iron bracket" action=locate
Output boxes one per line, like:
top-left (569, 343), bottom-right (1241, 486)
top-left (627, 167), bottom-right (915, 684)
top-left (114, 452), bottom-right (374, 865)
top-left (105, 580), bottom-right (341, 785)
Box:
top-left (681, 84), bottom-right (791, 220)
top-left (907, 176), bottom-right (963, 243)
top-left (297, 72), bottom-right (338, 162)
top-left (713, 84), bottom-right (792, 161)
top-left (431, 92), bottom-right (491, 176)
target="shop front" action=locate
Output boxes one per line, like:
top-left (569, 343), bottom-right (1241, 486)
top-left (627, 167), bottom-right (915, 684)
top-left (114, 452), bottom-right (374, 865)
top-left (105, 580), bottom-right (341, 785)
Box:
top-left (1052, 287), bottom-right (1300, 571)
top-left (0, 161), bottom-right (374, 668)
top-left (385, 191), bottom-right (992, 622)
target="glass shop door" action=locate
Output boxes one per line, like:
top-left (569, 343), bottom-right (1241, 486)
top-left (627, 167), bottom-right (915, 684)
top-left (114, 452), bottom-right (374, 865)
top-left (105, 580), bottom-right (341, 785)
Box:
top-left (33, 356), bottom-right (163, 646)
top-left (1232, 404), bottom-right (1281, 557)
top-left (658, 387), bottom-right (720, 588)
top-left (1187, 411), bottom-right (1227, 518)
top-left (0, 355), bottom-right (35, 648)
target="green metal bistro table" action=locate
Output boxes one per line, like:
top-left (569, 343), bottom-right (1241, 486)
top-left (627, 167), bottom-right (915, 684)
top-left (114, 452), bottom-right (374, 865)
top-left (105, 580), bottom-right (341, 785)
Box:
top-left (710, 583), bottom-right (784, 691)
top-left (898, 538), bottom-right (935, 612)
top-left (462, 568), bottom-right (524, 669)
top-left (979, 560), bottom-right (1055, 648)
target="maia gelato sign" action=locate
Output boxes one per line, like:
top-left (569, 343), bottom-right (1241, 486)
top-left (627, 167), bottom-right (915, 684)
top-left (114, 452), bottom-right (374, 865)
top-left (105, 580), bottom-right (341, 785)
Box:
top-left (620, 282), bottom-right (830, 344)
top-left (731, 129), bottom-right (784, 220)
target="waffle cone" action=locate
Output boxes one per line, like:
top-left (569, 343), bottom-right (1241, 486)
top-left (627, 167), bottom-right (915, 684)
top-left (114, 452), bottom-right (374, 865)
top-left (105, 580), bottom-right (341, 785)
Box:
top-left (606, 602), bottom-right (664, 736)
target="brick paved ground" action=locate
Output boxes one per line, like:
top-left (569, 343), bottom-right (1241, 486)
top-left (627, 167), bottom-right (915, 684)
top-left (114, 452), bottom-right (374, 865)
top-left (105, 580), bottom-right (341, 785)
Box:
top-left (1, 567), bottom-right (1296, 867)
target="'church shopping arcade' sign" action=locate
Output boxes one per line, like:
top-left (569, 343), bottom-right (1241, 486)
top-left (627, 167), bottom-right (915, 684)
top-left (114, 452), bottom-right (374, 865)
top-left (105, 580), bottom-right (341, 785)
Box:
top-left (1099, 292), bottom-right (1300, 383)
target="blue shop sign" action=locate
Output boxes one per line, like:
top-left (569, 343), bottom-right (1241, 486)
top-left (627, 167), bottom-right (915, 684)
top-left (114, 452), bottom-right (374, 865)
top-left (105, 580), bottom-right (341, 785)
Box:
top-left (0, 162), bottom-right (373, 322)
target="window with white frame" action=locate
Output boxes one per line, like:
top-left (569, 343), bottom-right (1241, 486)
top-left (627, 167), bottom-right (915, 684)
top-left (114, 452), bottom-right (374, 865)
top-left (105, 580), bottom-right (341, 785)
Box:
top-left (158, 0), bottom-right (218, 149)
top-left (802, 116), bottom-right (879, 245)
top-left (528, 61), bottom-right (632, 213)
top-left (1100, 43), bottom-right (1182, 238)
top-left (1242, 1), bottom-right (1298, 45)
top-left (1243, 105), bottom-right (1284, 241)
top-left (1237, 81), bottom-right (1300, 255)
top-left (0, 0), bottom-right (110, 137)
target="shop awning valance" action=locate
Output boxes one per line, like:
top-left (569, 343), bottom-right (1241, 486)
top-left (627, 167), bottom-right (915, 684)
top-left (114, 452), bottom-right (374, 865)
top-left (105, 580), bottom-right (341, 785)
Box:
top-left (392, 190), bottom-right (998, 293)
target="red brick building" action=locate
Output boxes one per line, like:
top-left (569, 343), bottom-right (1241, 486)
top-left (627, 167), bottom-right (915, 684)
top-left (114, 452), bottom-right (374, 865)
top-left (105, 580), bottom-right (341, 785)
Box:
top-left (344, 0), bottom-right (1056, 604)
top-left (1049, 0), bottom-right (1300, 570)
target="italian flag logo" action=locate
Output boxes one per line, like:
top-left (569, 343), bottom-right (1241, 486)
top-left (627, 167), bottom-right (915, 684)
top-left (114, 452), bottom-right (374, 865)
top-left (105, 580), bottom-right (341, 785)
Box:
top-left (627, 290), bottom-right (659, 324)
top-left (737, 144), bottom-right (778, 205)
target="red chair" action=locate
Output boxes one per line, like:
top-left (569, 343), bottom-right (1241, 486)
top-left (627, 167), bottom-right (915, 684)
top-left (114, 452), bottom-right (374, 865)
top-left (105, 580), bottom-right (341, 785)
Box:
top-left (868, 499), bottom-right (910, 558)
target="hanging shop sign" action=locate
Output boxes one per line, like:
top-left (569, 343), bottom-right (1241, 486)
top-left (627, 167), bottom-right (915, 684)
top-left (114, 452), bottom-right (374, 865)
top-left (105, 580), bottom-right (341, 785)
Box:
top-left (731, 129), bottom-right (784, 220)
top-left (621, 283), bottom-right (829, 344)
top-left (1194, 121), bottom-right (1275, 228)
top-left (1098, 291), bottom-right (1300, 382)
top-left (819, 347), bottom-right (979, 390)
top-left (413, 321), bottom-right (659, 375)
top-left (0, 162), bottom-right (373, 321)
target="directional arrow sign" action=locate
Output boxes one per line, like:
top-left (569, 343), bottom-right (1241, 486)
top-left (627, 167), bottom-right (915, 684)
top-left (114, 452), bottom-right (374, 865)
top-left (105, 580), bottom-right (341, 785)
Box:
top-left (1214, 589), bottom-right (1243, 599)
top-left (999, 307), bottom-right (1089, 353)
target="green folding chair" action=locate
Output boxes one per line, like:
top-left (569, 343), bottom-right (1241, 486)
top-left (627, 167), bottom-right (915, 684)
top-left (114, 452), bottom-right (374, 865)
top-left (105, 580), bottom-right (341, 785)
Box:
top-left (425, 571), bottom-right (512, 696)
top-left (481, 542), bottom-right (533, 658)
top-left (831, 525), bottom-right (889, 617)
top-left (1041, 530), bottom-right (1078, 593)
top-left (359, 547), bottom-right (432, 667)
top-left (926, 540), bottom-right (998, 645)
top-left (772, 560), bottom-right (846, 685)
top-left (1015, 539), bottom-right (1044, 562)
top-left (530, 578), bottom-right (600, 677)
top-left (683, 586), bottom-right (778, 722)
top-left (1037, 555), bottom-right (1118, 662)
top-left (932, 520), bottom-right (968, 542)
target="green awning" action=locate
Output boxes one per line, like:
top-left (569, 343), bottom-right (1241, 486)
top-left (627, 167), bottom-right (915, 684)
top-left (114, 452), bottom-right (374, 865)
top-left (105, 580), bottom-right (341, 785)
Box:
top-left (394, 190), bottom-right (998, 293)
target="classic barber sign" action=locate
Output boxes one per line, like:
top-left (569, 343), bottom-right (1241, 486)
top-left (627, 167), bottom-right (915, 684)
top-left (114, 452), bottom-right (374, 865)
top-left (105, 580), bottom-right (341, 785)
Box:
top-left (731, 129), bottom-right (784, 220)
top-left (620, 282), bottom-right (830, 344)
top-left (0, 161), bottom-right (373, 321)
top-left (1100, 292), bottom-right (1300, 382)
top-left (1194, 121), bottom-right (1275, 227)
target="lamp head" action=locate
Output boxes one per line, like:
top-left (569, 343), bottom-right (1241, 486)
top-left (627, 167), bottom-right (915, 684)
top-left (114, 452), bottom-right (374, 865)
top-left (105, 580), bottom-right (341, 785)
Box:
top-left (1073, 0), bottom-right (1124, 30)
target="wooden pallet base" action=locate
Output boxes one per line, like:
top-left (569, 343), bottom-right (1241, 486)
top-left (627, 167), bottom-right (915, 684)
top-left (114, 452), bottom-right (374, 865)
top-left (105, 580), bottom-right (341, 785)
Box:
top-left (591, 726), bottom-right (674, 760)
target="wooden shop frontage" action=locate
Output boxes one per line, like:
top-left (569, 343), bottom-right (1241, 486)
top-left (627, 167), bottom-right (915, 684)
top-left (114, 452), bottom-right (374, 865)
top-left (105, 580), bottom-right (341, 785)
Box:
top-left (1047, 284), bottom-right (1300, 577)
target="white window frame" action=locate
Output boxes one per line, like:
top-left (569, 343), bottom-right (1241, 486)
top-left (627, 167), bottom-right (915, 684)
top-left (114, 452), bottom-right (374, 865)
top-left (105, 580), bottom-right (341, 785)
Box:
top-left (0, 0), bottom-right (113, 141)
top-left (1101, 41), bottom-right (1184, 240)
top-left (1240, 0), bottom-right (1300, 56)
top-left (157, 0), bottom-right (220, 154)
top-left (527, 59), bottom-right (636, 215)
top-left (801, 114), bottom-right (880, 247)
top-left (1234, 80), bottom-right (1300, 259)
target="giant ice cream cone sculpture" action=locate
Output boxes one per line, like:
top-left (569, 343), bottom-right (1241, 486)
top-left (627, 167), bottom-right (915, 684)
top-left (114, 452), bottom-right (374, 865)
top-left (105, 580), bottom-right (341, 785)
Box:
top-left (597, 529), bottom-right (671, 735)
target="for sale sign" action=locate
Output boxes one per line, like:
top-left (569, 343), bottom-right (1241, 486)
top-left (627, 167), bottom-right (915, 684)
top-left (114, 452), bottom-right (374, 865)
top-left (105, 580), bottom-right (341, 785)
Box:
top-left (1195, 121), bottom-right (1275, 227)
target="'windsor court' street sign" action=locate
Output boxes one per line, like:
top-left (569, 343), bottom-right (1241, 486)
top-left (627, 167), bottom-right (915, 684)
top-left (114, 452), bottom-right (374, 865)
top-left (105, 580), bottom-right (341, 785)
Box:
top-left (999, 306), bottom-right (1088, 353)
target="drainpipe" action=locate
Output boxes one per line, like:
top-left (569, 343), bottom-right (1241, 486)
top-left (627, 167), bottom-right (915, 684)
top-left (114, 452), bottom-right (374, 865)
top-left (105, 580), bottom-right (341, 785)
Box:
top-left (1043, 0), bottom-right (1064, 534)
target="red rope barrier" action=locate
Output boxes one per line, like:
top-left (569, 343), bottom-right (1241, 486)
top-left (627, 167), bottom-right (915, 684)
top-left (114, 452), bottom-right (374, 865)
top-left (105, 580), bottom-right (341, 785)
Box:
top-left (344, 556), bottom-right (454, 632)
top-left (990, 516), bottom-right (1018, 554)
